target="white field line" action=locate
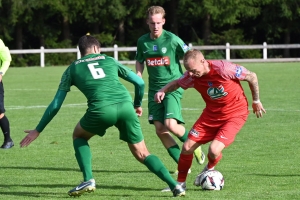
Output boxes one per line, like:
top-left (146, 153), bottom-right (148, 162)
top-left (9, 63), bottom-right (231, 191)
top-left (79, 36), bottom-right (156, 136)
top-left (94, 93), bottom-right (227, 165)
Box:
top-left (6, 90), bottom-right (299, 112)
top-left (182, 108), bottom-right (300, 112)
top-left (9, 89), bottom-right (58, 91)
top-left (9, 89), bottom-right (149, 95)
top-left (5, 104), bottom-right (300, 112)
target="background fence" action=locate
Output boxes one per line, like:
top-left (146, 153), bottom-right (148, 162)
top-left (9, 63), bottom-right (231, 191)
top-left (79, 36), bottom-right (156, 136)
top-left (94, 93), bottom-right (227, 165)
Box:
top-left (9, 43), bottom-right (300, 67)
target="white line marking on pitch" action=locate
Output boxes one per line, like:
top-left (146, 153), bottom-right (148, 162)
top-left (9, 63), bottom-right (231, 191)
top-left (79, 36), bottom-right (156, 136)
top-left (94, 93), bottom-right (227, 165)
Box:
top-left (5, 104), bottom-right (300, 112)
top-left (8, 89), bottom-right (149, 95)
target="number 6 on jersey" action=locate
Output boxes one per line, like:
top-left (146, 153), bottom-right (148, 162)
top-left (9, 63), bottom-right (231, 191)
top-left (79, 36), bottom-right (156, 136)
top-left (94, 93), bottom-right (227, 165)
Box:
top-left (88, 63), bottom-right (106, 79)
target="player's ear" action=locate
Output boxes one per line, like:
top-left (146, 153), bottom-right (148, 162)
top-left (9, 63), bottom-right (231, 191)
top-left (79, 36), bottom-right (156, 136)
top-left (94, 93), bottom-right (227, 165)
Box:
top-left (93, 45), bottom-right (100, 54)
top-left (162, 18), bottom-right (165, 25)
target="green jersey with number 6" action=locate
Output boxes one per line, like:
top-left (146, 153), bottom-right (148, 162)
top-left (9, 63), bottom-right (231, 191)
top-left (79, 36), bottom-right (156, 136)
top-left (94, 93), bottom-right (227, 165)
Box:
top-left (58, 54), bottom-right (132, 110)
top-left (135, 30), bottom-right (189, 91)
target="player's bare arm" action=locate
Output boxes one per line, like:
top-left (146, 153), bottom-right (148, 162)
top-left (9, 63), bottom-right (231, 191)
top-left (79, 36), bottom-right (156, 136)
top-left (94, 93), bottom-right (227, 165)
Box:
top-left (243, 71), bottom-right (266, 118)
top-left (244, 71), bottom-right (259, 101)
top-left (154, 80), bottom-right (180, 103)
top-left (135, 61), bottom-right (145, 77)
top-left (164, 80), bottom-right (181, 93)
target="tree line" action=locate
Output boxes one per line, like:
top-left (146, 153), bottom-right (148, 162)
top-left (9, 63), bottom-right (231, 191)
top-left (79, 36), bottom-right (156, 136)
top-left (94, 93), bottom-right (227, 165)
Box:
top-left (0, 0), bottom-right (299, 66)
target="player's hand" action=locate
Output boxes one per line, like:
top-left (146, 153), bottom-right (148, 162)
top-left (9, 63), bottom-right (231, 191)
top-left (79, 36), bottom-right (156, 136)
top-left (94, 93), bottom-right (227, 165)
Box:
top-left (252, 102), bottom-right (266, 118)
top-left (20, 129), bottom-right (40, 147)
top-left (135, 106), bottom-right (143, 117)
top-left (154, 91), bottom-right (165, 103)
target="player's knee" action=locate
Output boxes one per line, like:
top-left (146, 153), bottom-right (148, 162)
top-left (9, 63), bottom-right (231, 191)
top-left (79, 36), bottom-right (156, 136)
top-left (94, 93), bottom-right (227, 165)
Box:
top-left (164, 119), bottom-right (176, 131)
top-left (208, 148), bottom-right (221, 159)
top-left (72, 123), bottom-right (94, 141)
top-left (129, 141), bottom-right (150, 162)
top-left (181, 142), bottom-right (194, 154)
top-left (166, 126), bottom-right (177, 134)
top-left (134, 151), bottom-right (150, 163)
top-left (209, 140), bottom-right (225, 158)
top-left (155, 126), bottom-right (168, 136)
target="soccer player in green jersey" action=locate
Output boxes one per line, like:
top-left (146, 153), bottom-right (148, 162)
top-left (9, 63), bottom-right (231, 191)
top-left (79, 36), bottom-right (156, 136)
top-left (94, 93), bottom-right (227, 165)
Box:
top-left (135, 6), bottom-right (205, 191)
top-left (0, 39), bottom-right (13, 149)
top-left (20, 35), bottom-right (185, 197)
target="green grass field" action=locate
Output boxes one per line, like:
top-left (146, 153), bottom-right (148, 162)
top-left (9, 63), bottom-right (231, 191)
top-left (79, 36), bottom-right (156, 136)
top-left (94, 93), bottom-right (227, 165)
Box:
top-left (0, 62), bottom-right (299, 199)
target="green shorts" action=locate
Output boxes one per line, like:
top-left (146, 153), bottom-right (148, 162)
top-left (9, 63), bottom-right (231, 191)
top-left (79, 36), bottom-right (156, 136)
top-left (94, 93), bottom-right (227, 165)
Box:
top-left (80, 101), bottom-right (144, 144)
top-left (148, 88), bottom-right (184, 125)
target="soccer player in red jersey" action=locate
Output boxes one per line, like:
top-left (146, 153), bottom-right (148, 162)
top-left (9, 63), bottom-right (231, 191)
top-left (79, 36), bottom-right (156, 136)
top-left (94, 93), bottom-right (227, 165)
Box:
top-left (135, 7), bottom-right (205, 189)
top-left (154, 49), bottom-right (266, 188)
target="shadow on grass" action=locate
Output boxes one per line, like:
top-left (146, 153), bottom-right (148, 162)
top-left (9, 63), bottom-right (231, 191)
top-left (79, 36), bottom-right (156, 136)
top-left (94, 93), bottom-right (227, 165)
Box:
top-left (0, 184), bottom-right (162, 191)
top-left (0, 191), bottom-right (68, 198)
top-left (0, 184), bottom-right (172, 198)
top-left (0, 166), bottom-right (151, 173)
top-left (0, 191), bottom-right (172, 198)
top-left (248, 173), bottom-right (300, 177)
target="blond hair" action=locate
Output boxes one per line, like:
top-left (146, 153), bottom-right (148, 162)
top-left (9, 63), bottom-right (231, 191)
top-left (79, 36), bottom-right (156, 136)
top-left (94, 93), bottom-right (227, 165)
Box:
top-left (146, 6), bottom-right (166, 18)
top-left (183, 49), bottom-right (203, 65)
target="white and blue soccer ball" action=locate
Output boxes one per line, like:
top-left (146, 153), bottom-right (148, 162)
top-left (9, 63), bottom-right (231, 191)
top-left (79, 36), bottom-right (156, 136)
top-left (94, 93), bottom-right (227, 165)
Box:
top-left (198, 170), bottom-right (224, 190)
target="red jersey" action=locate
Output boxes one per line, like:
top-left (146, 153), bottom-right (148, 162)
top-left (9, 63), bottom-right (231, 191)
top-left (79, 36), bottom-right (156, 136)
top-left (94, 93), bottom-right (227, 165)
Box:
top-left (177, 60), bottom-right (249, 120)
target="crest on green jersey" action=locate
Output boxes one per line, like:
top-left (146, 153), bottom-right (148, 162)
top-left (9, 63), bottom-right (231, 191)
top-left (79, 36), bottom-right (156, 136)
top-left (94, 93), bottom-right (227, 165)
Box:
top-left (161, 47), bottom-right (167, 54)
top-left (148, 115), bottom-right (153, 120)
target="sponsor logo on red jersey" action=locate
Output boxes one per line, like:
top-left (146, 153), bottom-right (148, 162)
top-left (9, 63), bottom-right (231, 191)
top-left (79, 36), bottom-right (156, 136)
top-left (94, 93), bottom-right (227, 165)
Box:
top-left (146, 57), bottom-right (170, 66)
top-left (189, 129), bottom-right (199, 137)
top-left (207, 85), bottom-right (228, 99)
top-left (235, 66), bottom-right (242, 77)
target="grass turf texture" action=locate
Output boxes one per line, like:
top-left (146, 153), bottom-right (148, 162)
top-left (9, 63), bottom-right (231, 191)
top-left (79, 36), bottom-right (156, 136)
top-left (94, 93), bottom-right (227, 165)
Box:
top-left (0, 62), bottom-right (299, 199)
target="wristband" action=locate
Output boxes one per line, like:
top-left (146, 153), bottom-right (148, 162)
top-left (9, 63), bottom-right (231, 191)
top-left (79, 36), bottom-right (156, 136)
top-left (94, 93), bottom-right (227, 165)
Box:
top-left (253, 100), bottom-right (260, 104)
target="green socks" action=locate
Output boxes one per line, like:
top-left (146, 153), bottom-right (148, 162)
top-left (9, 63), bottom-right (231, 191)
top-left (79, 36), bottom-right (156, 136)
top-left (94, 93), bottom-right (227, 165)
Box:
top-left (73, 138), bottom-right (93, 181)
top-left (167, 130), bottom-right (189, 163)
top-left (167, 144), bottom-right (181, 163)
top-left (144, 154), bottom-right (177, 190)
top-left (177, 130), bottom-right (189, 142)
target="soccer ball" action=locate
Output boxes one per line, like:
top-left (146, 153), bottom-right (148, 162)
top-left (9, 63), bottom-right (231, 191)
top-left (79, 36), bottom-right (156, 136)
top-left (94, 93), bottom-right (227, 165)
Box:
top-left (198, 170), bottom-right (224, 190)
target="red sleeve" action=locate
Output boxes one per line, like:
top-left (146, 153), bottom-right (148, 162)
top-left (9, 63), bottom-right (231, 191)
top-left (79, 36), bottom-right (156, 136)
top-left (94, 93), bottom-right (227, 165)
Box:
top-left (177, 71), bottom-right (194, 89)
top-left (211, 60), bottom-right (249, 80)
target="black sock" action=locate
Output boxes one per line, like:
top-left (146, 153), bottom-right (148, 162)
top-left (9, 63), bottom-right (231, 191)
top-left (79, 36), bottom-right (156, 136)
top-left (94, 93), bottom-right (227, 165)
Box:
top-left (0, 115), bottom-right (11, 142)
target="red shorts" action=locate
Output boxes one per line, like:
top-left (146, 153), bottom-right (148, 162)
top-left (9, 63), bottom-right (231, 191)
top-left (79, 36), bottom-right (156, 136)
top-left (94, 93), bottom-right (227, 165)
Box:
top-left (188, 113), bottom-right (248, 147)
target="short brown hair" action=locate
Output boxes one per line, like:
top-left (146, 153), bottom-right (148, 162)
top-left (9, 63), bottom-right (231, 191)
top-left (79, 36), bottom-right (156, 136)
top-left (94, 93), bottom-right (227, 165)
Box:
top-left (78, 35), bottom-right (101, 56)
top-left (146, 6), bottom-right (166, 18)
top-left (183, 49), bottom-right (203, 65)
